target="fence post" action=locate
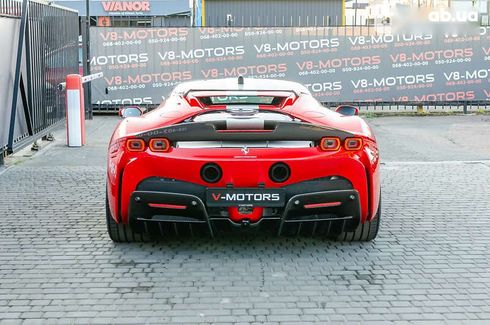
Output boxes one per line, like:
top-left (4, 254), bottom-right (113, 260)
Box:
top-left (81, 16), bottom-right (92, 120)
top-left (66, 74), bottom-right (85, 147)
top-left (62, 72), bottom-right (103, 147)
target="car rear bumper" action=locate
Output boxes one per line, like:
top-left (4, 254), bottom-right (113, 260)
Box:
top-left (127, 177), bottom-right (361, 236)
top-left (115, 152), bottom-right (372, 226)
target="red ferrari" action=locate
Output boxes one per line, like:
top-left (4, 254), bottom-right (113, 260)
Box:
top-left (106, 77), bottom-right (381, 242)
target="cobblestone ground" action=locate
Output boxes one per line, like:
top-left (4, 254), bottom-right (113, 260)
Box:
top-left (1, 117), bottom-right (490, 324)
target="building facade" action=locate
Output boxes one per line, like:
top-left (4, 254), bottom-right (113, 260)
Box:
top-left (345, 0), bottom-right (490, 26)
top-left (198, 0), bottom-right (344, 27)
top-left (52, 0), bottom-right (191, 27)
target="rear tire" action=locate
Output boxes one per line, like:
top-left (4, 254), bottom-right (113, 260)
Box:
top-left (330, 196), bottom-right (381, 242)
top-left (106, 194), bottom-right (150, 243)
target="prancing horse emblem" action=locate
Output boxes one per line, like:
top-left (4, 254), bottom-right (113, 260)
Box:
top-left (241, 146), bottom-right (249, 155)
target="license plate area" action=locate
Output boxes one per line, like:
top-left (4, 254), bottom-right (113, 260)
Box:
top-left (206, 188), bottom-right (285, 207)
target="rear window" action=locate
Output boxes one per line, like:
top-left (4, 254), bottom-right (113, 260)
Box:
top-left (199, 96), bottom-right (282, 105)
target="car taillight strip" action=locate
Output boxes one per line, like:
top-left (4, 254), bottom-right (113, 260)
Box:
top-left (149, 138), bottom-right (170, 152)
top-left (319, 137), bottom-right (364, 151)
top-left (344, 137), bottom-right (363, 151)
top-left (126, 138), bottom-right (172, 152)
top-left (320, 137), bottom-right (341, 151)
top-left (126, 139), bottom-right (145, 152)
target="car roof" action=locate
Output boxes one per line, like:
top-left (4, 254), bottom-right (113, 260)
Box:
top-left (172, 77), bottom-right (311, 96)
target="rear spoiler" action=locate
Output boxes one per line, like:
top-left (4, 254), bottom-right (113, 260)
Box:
top-left (136, 121), bottom-right (354, 142)
top-left (183, 89), bottom-right (300, 97)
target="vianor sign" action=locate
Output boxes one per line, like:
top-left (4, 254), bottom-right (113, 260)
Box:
top-left (101, 1), bottom-right (150, 14)
top-left (51, 0), bottom-right (186, 16)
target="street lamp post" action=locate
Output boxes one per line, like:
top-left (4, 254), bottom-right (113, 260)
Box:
top-left (354, 0), bottom-right (358, 25)
top-left (83, 0), bottom-right (92, 119)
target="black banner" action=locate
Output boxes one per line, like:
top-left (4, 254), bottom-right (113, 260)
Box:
top-left (90, 26), bottom-right (490, 106)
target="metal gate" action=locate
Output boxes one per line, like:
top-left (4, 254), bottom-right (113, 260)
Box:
top-left (0, 0), bottom-right (78, 161)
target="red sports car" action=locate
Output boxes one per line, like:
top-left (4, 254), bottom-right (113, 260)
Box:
top-left (106, 78), bottom-right (381, 242)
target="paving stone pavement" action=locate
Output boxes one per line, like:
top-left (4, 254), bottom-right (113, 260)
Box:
top-left (1, 117), bottom-right (490, 324)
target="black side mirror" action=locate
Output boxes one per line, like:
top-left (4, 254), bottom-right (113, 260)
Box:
top-left (119, 106), bottom-right (143, 118)
top-left (335, 105), bottom-right (359, 116)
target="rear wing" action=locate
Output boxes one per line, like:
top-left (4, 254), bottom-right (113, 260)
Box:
top-left (135, 121), bottom-right (353, 142)
top-left (184, 90), bottom-right (299, 97)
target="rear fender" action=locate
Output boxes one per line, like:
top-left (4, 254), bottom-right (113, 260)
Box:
top-left (107, 138), bottom-right (126, 222)
top-left (359, 138), bottom-right (381, 220)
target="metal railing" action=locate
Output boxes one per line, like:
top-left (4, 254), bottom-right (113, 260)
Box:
top-left (0, 0), bottom-right (78, 160)
top-left (92, 103), bottom-right (158, 114)
top-left (26, 1), bottom-right (78, 135)
top-left (204, 15), bottom-right (344, 28)
top-left (324, 101), bottom-right (490, 114)
top-left (0, 0), bottom-right (21, 17)
top-left (202, 14), bottom-right (490, 28)
top-left (91, 101), bottom-right (490, 115)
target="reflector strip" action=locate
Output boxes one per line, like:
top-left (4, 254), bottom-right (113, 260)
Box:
top-left (148, 203), bottom-right (187, 210)
top-left (303, 201), bottom-right (342, 209)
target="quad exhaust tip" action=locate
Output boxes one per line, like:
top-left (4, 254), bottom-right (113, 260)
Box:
top-left (201, 163), bottom-right (222, 183)
top-left (269, 162), bottom-right (290, 183)
top-left (201, 162), bottom-right (290, 183)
